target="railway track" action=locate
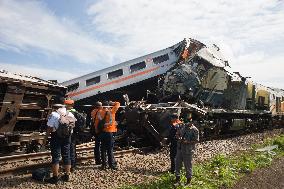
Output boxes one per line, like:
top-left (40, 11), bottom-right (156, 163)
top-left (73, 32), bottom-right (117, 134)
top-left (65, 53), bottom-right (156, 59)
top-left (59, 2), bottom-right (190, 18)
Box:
top-left (0, 126), bottom-right (282, 177)
top-left (0, 145), bottom-right (152, 177)
top-left (0, 128), bottom-right (282, 189)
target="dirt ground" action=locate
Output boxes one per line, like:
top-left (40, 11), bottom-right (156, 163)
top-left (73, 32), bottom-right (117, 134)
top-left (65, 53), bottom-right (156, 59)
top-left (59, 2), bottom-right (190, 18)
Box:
top-left (231, 157), bottom-right (284, 189)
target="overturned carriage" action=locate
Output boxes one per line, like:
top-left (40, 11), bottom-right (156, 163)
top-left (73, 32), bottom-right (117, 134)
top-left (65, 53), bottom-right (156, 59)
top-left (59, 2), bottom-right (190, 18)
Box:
top-left (0, 70), bottom-right (66, 153)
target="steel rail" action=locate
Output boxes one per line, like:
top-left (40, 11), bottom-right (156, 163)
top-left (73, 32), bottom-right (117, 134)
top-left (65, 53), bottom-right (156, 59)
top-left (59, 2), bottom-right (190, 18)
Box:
top-left (0, 144), bottom-right (95, 163)
top-left (0, 147), bottom-right (152, 176)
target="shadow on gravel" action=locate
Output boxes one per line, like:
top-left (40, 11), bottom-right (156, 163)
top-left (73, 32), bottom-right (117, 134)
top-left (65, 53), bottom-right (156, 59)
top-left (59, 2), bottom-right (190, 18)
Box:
top-left (0, 175), bottom-right (40, 188)
top-left (75, 164), bottom-right (99, 171)
top-left (123, 166), bottom-right (166, 176)
top-left (70, 163), bottom-right (166, 177)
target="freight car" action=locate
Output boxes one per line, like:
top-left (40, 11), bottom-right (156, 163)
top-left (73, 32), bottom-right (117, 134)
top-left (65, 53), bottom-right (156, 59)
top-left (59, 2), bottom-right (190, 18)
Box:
top-left (0, 70), bottom-right (66, 153)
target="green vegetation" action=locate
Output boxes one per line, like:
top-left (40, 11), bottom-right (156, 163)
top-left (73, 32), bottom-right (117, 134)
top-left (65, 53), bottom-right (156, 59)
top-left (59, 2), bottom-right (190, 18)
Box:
top-left (121, 134), bottom-right (284, 189)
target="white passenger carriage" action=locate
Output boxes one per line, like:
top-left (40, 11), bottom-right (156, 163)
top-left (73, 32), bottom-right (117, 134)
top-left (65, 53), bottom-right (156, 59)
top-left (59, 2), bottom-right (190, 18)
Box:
top-left (61, 41), bottom-right (184, 101)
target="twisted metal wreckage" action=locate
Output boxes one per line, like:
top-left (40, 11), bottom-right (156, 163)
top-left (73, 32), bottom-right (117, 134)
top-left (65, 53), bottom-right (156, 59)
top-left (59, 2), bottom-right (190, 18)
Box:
top-left (1, 38), bottom-right (284, 153)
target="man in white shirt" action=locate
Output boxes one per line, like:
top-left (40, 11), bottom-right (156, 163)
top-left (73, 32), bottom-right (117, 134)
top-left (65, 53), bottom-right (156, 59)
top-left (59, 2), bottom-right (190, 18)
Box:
top-left (46, 103), bottom-right (75, 184)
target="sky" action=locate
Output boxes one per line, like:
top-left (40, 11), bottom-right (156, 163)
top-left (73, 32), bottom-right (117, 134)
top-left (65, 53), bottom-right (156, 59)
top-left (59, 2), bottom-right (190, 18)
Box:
top-left (0, 0), bottom-right (284, 88)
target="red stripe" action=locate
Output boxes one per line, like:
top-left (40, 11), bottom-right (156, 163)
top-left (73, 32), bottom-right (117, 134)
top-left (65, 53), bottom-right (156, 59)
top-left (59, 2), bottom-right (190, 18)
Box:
top-left (68, 66), bottom-right (160, 97)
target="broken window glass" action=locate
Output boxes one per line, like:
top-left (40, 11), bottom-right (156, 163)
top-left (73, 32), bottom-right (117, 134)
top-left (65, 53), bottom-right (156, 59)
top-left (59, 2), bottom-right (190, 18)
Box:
top-left (67, 82), bottom-right (79, 92)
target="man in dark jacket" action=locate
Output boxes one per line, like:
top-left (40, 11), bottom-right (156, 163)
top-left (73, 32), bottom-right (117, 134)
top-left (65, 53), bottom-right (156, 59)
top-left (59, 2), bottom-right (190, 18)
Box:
top-left (175, 113), bottom-right (199, 186)
top-left (168, 113), bottom-right (182, 174)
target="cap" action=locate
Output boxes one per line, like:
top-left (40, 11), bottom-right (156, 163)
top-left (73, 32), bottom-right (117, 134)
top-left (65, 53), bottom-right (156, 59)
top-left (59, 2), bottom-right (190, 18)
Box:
top-left (64, 99), bottom-right (74, 105)
top-left (95, 101), bottom-right (102, 107)
top-left (102, 101), bottom-right (109, 106)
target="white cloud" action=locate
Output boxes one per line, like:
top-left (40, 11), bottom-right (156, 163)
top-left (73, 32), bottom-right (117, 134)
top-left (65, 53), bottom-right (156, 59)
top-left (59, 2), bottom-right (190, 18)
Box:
top-left (0, 0), bottom-right (116, 65)
top-left (0, 0), bottom-right (283, 88)
top-left (88, 0), bottom-right (284, 47)
top-left (87, 0), bottom-right (284, 88)
top-left (0, 62), bottom-right (77, 82)
top-left (233, 55), bottom-right (284, 89)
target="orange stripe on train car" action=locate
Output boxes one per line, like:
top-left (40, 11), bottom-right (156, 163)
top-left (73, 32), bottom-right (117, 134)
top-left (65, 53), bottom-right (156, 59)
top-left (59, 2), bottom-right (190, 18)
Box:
top-left (68, 66), bottom-right (160, 97)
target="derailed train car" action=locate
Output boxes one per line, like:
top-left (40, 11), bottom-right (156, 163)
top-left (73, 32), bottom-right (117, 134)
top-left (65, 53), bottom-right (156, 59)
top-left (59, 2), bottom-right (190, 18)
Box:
top-left (0, 70), bottom-right (66, 153)
top-left (153, 41), bottom-right (284, 139)
top-left (121, 81), bottom-right (284, 145)
top-left (62, 37), bottom-right (284, 145)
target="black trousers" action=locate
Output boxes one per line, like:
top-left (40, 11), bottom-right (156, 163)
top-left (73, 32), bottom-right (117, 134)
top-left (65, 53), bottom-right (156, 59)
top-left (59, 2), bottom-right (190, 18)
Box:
top-left (70, 133), bottom-right (77, 167)
top-left (94, 133), bottom-right (102, 164)
top-left (101, 132), bottom-right (116, 168)
top-left (170, 141), bottom-right (177, 172)
top-left (50, 133), bottom-right (71, 165)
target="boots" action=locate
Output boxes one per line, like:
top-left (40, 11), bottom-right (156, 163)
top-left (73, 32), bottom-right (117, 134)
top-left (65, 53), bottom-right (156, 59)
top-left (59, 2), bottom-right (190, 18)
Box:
top-left (174, 176), bottom-right (180, 186)
top-left (61, 174), bottom-right (70, 182)
top-left (100, 164), bottom-right (106, 170)
top-left (46, 176), bottom-right (59, 184)
top-left (173, 176), bottom-right (180, 187)
top-left (185, 177), bottom-right (191, 185)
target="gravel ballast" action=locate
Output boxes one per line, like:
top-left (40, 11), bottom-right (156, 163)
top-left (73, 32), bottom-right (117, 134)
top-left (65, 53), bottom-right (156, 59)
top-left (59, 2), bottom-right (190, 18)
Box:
top-left (0, 129), bottom-right (282, 189)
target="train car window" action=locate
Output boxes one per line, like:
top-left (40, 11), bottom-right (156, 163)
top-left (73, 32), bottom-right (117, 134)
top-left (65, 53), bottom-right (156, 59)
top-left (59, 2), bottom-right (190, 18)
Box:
top-left (258, 96), bottom-right (265, 107)
top-left (107, 69), bottom-right (123, 80)
top-left (130, 61), bottom-right (146, 73)
top-left (86, 76), bottom-right (100, 86)
top-left (153, 53), bottom-right (169, 64)
top-left (67, 82), bottom-right (79, 92)
top-left (173, 44), bottom-right (183, 56)
top-left (276, 97), bottom-right (281, 112)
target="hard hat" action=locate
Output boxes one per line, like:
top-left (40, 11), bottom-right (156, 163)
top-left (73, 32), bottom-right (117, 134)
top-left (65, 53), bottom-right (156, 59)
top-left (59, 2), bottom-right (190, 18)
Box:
top-left (64, 99), bottom-right (74, 105)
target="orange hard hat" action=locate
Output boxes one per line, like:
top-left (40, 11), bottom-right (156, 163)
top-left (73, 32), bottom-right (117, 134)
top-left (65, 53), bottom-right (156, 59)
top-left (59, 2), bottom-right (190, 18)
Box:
top-left (64, 99), bottom-right (74, 105)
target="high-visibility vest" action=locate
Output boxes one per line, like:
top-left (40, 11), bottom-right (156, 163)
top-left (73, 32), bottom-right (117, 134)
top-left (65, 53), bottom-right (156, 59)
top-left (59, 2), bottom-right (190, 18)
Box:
top-left (103, 102), bottom-right (120, 133)
top-left (172, 119), bottom-right (182, 126)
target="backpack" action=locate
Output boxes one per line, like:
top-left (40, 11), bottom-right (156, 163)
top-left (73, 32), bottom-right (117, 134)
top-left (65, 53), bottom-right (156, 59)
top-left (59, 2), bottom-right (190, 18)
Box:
top-left (56, 112), bottom-right (76, 138)
top-left (73, 111), bottom-right (87, 133)
top-left (32, 168), bottom-right (51, 182)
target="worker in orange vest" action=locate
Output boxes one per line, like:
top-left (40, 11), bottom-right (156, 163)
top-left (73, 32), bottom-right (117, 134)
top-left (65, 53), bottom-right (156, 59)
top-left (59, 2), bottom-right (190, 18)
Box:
top-left (91, 101), bottom-right (103, 165)
top-left (98, 101), bottom-right (120, 170)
